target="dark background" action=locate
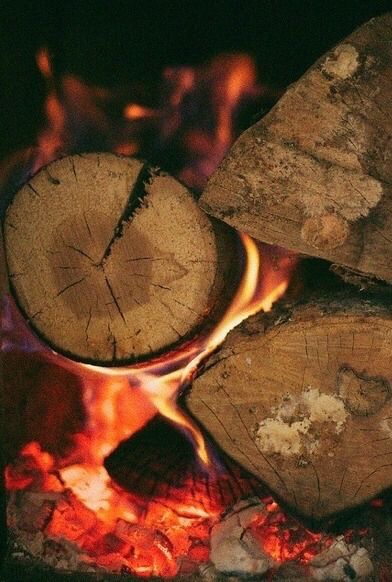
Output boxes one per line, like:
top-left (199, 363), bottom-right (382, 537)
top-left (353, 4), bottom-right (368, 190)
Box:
top-left (0, 0), bottom-right (391, 158)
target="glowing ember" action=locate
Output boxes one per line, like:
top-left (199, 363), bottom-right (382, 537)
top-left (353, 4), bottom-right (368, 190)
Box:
top-left (123, 103), bottom-right (157, 120)
top-left (252, 497), bottom-right (329, 563)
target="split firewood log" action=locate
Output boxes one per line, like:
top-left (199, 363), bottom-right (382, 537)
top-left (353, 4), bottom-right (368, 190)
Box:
top-left (3, 153), bottom-right (236, 365)
top-left (187, 291), bottom-right (392, 519)
top-left (199, 13), bottom-right (392, 283)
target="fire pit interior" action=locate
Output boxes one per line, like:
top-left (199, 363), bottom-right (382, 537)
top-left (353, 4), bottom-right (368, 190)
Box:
top-left (1, 2), bottom-right (392, 580)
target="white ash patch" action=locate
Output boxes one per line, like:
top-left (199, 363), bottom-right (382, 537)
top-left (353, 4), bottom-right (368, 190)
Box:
top-left (323, 44), bottom-right (359, 79)
top-left (303, 388), bottom-right (347, 432)
top-left (255, 387), bottom-right (348, 457)
top-left (310, 536), bottom-right (373, 581)
top-left (209, 499), bottom-right (274, 576)
top-left (254, 418), bottom-right (311, 456)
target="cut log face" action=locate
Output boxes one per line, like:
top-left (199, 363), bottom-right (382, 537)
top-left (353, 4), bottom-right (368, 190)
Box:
top-left (4, 153), bottom-right (235, 365)
top-left (200, 14), bottom-right (392, 283)
top-left (188, 294), bottom-right (392, 519)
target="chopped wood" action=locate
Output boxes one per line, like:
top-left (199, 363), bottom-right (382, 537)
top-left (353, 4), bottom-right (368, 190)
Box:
top-left (199, 14), bottom-right (392, 283)
top-left (187, 292), bottom-right (392, 519)
top-left (3, 153), bottom-right (235, 365)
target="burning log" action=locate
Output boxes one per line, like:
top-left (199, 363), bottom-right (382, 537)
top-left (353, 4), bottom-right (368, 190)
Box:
top-left (199, 13), bottom-right (392, 283)
top-left (3, 152), bottom-right (236, 365)
top-left (188, 291), bottom-right (392, 519)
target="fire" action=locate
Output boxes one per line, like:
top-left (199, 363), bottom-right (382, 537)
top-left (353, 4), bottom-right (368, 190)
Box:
top-left (37, 221), bottom-right (294, 530)
top-left (120, 233), bottom-right (295, 467)
top-left (252, 497), bottom-right (330, 563)
top-left (36, 47), bottom-right (53, 79)
top-left (123, 103), bottom-right (157, 120)
top-left (3, 47), bottom-right (304, 578)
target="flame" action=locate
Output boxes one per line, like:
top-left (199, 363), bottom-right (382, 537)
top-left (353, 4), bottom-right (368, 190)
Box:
top-left (3, 47), bottom-right (301, 577)
top-left (36, 47), bottom-right (53, 79)
top-left (123, 103), bottom-right (157, 120)
top-left (136, 234), bottom-right (294, 466)
top-left (79, 377), bottom-right (156, 464)
top-left (55, 376), bottom-right (157, 524)
top-left (42, 229), bottom-right (295, 521)
top-left (212, 54), bottom-right (257, 147)
top-left (77, 232), bottom-right (295, 468)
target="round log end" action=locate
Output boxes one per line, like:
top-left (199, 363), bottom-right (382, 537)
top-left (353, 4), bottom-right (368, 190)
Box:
top-left (188, 296), bottom-right (392, 519)
top-left (4, 153), bottom-right (236, 365)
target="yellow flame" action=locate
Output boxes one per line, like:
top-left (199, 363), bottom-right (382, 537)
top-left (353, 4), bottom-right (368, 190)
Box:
top-left (145, 233), bottom-right (291, 464)
top-left (59, 234), bottom-right (293, 467)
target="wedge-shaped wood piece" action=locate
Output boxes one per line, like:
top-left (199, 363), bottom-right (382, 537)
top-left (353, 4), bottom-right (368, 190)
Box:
top-left (4, 153), bottom-right (235, 365)
top-left (200, 14), bottom-right (392, 282)
top-left (188, 293), bottom-right (392, 519)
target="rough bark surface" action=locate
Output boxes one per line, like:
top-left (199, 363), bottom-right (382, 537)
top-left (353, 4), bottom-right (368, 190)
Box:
top-left (200, 14), bottom-right (392, 283)
top-left (3, 153), bottom-right (235, 365)
top-left (188, 293), bottom-right (392, 519)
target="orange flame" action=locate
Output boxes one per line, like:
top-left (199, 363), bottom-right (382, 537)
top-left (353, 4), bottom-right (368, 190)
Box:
top-left (134, 234), bottom-right (294, 465)
top-left (123, 103), bottom-right (157, 120)
top-left (36, 47), bottom-right (53, 79)
top-left (4, 47), bottom-right (300, 577)
top-left (39, 231), bottom-right (294, 523)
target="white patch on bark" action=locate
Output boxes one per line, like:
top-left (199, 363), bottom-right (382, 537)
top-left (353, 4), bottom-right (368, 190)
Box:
top-left (255, 387), bottom-right (348, 457)
top-left (303, 388), bottom-right (347, 431)
top-left (323, 44), bottom-right (359, 79)
top-left (254, 418), bottom-right (311, 456)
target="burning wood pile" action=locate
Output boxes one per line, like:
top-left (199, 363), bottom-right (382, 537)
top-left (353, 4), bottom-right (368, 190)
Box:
top-left (1, 12), bottom-right (392, 581)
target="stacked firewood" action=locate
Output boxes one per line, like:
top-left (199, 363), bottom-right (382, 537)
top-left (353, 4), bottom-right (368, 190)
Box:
top-left (3, 13), bottom-right (392, 529)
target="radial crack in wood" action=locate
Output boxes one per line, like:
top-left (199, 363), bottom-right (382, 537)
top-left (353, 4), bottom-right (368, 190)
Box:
top-left (4, 153), bottom-right (236, 364)
top-left (187, 292), bottom-right (392, 519)
top-left (199, 14), bottom-right (392, 283)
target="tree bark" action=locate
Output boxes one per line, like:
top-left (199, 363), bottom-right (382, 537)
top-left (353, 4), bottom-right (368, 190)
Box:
top-left (3, 153), bottom-right (236, 365)
top-left (199, 13), bottom-right (392, 283)
top-left (187, 291), bottom-right (392, 519)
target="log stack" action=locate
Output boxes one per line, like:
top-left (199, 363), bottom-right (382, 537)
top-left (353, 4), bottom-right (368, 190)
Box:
top-left (3, 14), bottom-right (392, 524)
top-left (187, 13), bottom-right (392, 520)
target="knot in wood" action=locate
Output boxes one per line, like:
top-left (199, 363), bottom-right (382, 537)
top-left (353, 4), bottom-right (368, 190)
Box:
top-left (337, 366), bottom-right (391, 416)
top-left (301, 214), bottom-right (349, 250)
